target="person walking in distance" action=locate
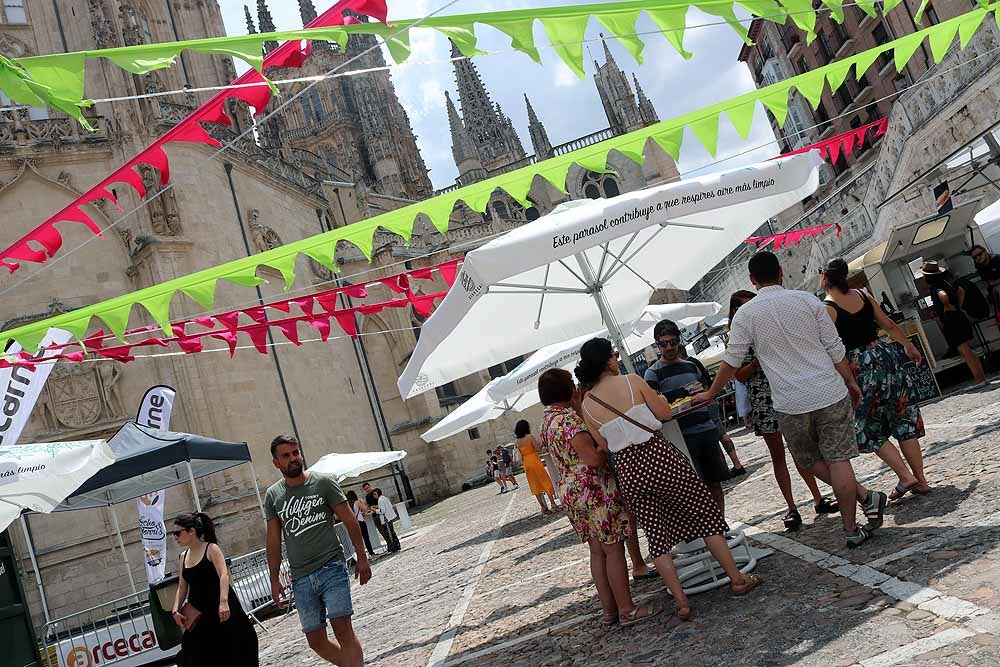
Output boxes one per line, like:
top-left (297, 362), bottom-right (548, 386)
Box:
top-left (487, 449), bottom-right (508, 493)
top-left (363, 482), bottom-right (385, 553)
top-left (266, 435), bottom-right (372, 667)
top-left (496, 445), bottom-right (520, 490)
top-left (693, 251), bottom-right (888, 548)
top-left (374, 488), bottom-right (402, 553)
top-left (922, 260), bottom-right (987, 386)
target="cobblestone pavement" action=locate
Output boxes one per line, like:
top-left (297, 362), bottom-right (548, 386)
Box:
top-left (256, 380), bottom-right (1000, 666)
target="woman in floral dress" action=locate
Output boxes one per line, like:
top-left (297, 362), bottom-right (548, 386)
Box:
top-left (538, 368), bottom-right (657, 627)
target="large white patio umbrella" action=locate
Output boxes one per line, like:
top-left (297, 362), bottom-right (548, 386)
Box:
top-left (421, 302), bottom-right (722, 442)
top-left (399, 152), bottom-right (823, 399)
top-left (0, 440), bottom-right (115, 532)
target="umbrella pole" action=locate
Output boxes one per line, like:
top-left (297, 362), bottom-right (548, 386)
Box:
top-left (107, 495), bottom-right (138, 595)
top-left (19, 514), bottom-right (50, 624)
top-left (249, 466), bottom-right (267, 521)
top-left (574, 252), bottom-right (636, 374)
top-left (185, 460), bottom-right (202, 513)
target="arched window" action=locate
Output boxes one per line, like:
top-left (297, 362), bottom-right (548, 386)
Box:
top-left (581, 171), bottom-right (621, 200)
top-left (492, 201), bottom-right (510, 220)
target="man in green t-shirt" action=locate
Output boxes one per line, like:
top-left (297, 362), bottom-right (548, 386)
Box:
top-left (265, 434), bottom-right (371, 667)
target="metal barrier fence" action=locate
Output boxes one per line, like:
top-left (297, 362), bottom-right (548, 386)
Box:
top-left (38, 525), bottom-right (358, 667)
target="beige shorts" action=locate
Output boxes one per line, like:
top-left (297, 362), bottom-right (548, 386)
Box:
top-left (776, 396), bottom-right (859, 469)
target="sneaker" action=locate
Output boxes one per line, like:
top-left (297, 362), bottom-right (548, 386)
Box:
top-left (862, 490), bottom-right (888, 529)
top-left (846, 525), bottom-right (873, 549)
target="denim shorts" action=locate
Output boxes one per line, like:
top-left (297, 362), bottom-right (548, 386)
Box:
top-left (292, 558), bottom-right (354, 633)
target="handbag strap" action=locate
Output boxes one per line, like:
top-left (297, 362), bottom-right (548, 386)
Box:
top-left (587, 393), bottom-right (658, 435)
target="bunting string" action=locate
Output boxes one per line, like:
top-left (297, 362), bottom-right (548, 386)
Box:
top-left (3, 2), bottom-right (999, 354)
top-left (746, 222), bottom-right (843, 250)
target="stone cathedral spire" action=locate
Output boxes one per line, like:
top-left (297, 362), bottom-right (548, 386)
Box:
top-left (633, 73), bottom-right (659, 126)
top-left (256, 0), bottom-right (278, 52)
top-left (447, 91), bottom-right (483, 182)
top-left (244, 5), bottom-right (257, 33)
top-left (450, 40), bottom-right (525, 171)
top-left (594, 34), bottom-right (646, 134)
top-left (298, 0), bottom-right (318, 26)
top-left (525, 94), bottom-right (552, 159)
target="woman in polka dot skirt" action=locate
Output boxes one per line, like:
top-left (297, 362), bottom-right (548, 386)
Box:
top-left (577, 338), bottom-right (762, 620)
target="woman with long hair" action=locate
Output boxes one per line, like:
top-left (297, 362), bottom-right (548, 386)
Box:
top-left (729, 290), bottom-right (839, 530)
top-left (346, 490), bottom-right (377, 558)
top-left (822, 258), bottom-right (931, 499)
top-left (171, 512), bottom-right (258, 667)
top-left (576, 338), bottom-right (761, 621)
top-left (538, 368), bottom-right (657, 627)
top-left (514, 420), bottom-right (558, 515)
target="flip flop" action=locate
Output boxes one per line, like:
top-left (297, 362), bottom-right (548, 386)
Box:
top-left (619, 605), bottom-right (660, 627)
top-left (889, 482), bottom-right (915, 502)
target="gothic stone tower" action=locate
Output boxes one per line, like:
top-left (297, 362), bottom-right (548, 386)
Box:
top-left (594, 36), bottom-right (659, 134)
top-left (255, 1), bottom-right (432, 202)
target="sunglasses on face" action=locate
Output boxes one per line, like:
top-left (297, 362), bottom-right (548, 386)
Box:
top-left (172, 529), bottom-right (189, 537)
top-left (656, 338), bottom-right (681, 347)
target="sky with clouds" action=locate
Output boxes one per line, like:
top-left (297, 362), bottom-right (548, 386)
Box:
top-left (217, 0), bottom-right (778, 191)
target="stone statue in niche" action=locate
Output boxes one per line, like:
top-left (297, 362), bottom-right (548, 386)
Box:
top-left (98, 363), bottom-right (125, 419)
top-left (248, 209), bottom-right (282, 252)
top-left (139, 165), bottom-right (181, 236)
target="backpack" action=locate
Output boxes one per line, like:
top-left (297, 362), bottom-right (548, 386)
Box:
top-left (958, 277), bottom-right (990, 320)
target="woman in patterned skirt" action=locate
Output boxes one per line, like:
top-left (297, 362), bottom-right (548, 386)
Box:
top-left (538, 368), bottom-right (657, 627)
top-left (729, 291), bottom-right (839, 531)
top-left (822, 258), bottom-right (930, 500)
top-left (575, 338), bottom-right (761, 621)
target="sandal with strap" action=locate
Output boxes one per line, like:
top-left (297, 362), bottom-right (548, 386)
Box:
top-left (814, 497), bottom-right (840, 515)
top-left (601, 612), bottom-right (618, 627)
top-left (731, 573), bottom-right (763, 596)
top-left (783, 509), bottom-right (803, 532)
top-left (888, 482), bottom-right (915, 502)
top-left (619, 605), bottom-right (660, 627)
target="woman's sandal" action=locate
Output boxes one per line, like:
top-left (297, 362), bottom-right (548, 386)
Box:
top-left (619, 605), bottom-right (660, 627)
top-left (601, 612), bottom-right (618, 627)
top-left (814, 497), bottom-right (840, 515)
top-left (783, 509), bottom-right (803, 532)
top-left (889, 482), bottom-right (916, 502)
top-left (731, 573), bottom-right (763, 596)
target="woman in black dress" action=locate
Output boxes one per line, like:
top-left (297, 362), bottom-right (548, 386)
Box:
top-left (170, 512), bottom-right (258, 667)
top-left (922, 260), bottom-right (986, 385)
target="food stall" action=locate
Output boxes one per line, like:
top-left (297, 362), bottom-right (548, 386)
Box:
top-left (847, 201), bottom-right (999, 388)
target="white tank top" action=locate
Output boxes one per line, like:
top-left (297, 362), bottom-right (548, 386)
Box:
top-left (584, 378), bottom-right (662, 453)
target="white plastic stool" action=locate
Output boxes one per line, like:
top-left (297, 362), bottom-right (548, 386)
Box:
top-left (670, 530), bottom-right (757, 595)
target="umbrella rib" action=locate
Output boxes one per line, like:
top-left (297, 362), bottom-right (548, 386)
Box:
top-left (598, 233), bottom-right (640, 283)
top-left (602, 227), bottom-right (669, 284)
top-left (492, 283), bottom-right (590, 294)
top-left (534, 265), bottom-right (551, 330)
top-left (557, 259), bottom-right (590, 289)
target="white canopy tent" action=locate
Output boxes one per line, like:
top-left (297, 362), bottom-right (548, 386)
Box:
top-left (421, 302), bottom-right (722, 442)
top-left (398, 152), bottom-right (823, 399)
top-left (975, 198), bottom-right (1000, 251)
top-left (308, 450), bottom-right (408, 483)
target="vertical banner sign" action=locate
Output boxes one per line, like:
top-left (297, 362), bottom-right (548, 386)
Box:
top-left (0, 328), bottom-right (74, 447)
top-left (135, 385), bottom-right (176, 584)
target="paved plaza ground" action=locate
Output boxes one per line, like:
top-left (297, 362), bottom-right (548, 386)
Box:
top-left (255, 379), bottom-right (1000, 666)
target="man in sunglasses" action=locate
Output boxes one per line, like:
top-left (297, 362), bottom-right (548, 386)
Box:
top-left (644, 319), bottom-right (732, 515)
top-left (971, 244), bottom-right (1000, 321)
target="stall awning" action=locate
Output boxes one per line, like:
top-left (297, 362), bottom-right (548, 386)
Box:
top-left (56, 421), bottom-right (250, 511)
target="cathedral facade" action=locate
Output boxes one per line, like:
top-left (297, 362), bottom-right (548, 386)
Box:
top-left (2, 1), bottom-right (678, 629)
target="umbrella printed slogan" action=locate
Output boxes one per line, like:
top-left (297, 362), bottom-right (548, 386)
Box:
top-left (551, 176), bottom-right (780, 250)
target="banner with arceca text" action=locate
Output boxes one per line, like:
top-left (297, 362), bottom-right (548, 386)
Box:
top-left (135, 385), bottom-right (176, 584)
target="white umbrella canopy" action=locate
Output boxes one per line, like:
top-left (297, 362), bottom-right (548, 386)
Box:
top-left (308, 450), bottom-right (407, 483)
top-left (422, 302), bottom-right (722, 442)
top-left (399, 152), bottom-right (823, 399)
top-left (0, 440), bottom-right (116, 532)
